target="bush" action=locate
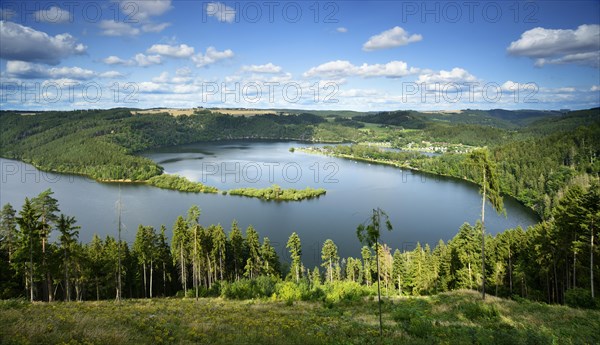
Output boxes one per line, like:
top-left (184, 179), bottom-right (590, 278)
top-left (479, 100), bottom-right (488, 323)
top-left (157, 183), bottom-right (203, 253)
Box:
top-left (565, 288), bottom-right (595, 309)
top-left (275, 281), bottom-right (303, 303)
top-left (323, 281), bottom-right (370, 303)
top-left (460, 302), bottom-right (500, 321)
top-left (221, 276), bottom-right (278, 300)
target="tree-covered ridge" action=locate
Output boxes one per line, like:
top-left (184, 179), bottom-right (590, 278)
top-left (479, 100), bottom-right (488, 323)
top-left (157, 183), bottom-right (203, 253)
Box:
top-left (306, 118), bottom-right (600, 218)
top-left (1, 186), bottom-right (597, 309)
top-left (1, 107), bottom-right (599, 211)
top-left (0, 109), bottom-right (327, 181)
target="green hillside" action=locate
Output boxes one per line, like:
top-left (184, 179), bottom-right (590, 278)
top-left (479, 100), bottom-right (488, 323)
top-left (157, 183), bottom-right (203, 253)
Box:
top-left (1, 290), bottom-right (598, 345)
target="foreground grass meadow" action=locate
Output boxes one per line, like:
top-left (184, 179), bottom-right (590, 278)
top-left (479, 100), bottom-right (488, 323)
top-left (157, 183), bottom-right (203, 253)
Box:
top-left (1, 290), bottom-right (598, 345)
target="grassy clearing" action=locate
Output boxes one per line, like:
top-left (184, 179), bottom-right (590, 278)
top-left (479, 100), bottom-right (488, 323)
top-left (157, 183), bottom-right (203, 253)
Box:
top-left (1, 290), bottom-right (598, 345)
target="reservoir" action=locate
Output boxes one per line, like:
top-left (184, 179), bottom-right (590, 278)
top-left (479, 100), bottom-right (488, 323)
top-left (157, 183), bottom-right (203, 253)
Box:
top-left (0, 141), bottom-right (538, 267)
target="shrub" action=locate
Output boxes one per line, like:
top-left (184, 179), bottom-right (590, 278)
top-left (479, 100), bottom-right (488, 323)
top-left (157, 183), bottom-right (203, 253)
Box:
top-left (275, 281), bottom-right (303, 303)
top-left (565, 288), bottom-right (595, 309)
top-left (323, 281), bottom-right (370, 303)
top-left (221, 276), bottom-right (278, 300)
top-left (460, 302), bottom-right (500, 321)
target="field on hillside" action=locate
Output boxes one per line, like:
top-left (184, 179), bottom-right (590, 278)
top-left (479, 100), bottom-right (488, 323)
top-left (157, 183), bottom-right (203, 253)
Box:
top-left (1, 290), bottom-right (598, 345)
top-left (209, 108), bottom-right (278, 116)
top-left (131, 108), bottom-right (198, 116)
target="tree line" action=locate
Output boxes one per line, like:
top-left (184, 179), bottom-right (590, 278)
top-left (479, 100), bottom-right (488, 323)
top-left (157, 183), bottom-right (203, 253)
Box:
top-left (1, 185), bottom-right (597, 307)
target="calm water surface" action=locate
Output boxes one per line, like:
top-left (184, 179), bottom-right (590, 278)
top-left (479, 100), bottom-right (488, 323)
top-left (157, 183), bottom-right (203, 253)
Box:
top-left (0, 141), bottom-right (538, 266)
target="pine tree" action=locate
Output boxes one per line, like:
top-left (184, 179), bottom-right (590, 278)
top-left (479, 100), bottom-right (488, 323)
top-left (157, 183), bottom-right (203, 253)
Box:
top-left (15, 198), bottom-right (42, 302)
top-left (0, 203), bottom-right (17, 264)
top-left (57, 214), bottom-right (79, 301)
top-left (469, 148), bottom-right (505, 300)
top-left (321, 239), bottom-right (339, 283)
top-left (212, 224), bottom-right (227, 281)
top-left (356, 208), bottom-right (393, 337)
top-left (229, 220), bottom-right (244, 280)
top-left (260, 237), bottom-right (279, 277)
top-left (171, 216), bottom-right (189, 294)
top-left (286, 232), bottom-right (302, 283)
top-left (245, 226), bottom-right (261, 279)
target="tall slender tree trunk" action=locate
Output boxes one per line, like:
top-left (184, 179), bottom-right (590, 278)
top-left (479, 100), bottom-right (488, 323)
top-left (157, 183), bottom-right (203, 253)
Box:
top-left (591, 223), bottom-right (595, 299)
top-left (64, 248), bottom-right (70, 301)
top-left (206, 253), bottom-right (212, 288)
top-left (95, 276), bottom-right (99, 301)
top-left (375, 241), bottom-right (383, 337)
top-left (573, 252), bottom-right (577, 288)
top-left (468, 261), bottom-right (472, 289)
top-left (194, 227), bottom-right (198, 300)
top-left (481, 167), bottom-right (486, 300)
top-left (508, 245), bottom-right (513, 295)
top-left (143, 263), bottom-right (147, 298)
top-left (553, 259), bottom-right (558, 303)
top-left (150, 260), bottom-right (153, 299)
top-left (219, 253), bottom-right (223, 281)
top-left (180, 246), bottom-right (187, 294)
top-left (163, 262), bottom-right (167, 297)
top-left (29, 236), bottom-right (34, 302)
top-left (398, 276), bottom-right (402, 296)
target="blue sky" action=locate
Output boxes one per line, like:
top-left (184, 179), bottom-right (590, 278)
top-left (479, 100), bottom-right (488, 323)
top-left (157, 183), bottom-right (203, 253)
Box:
top-left (0, 0), bottom-right (599, 111)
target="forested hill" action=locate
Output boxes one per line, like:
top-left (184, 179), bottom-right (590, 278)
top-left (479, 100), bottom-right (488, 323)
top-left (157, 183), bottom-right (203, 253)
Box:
top-left (0, 107), bottom-right (598, 217)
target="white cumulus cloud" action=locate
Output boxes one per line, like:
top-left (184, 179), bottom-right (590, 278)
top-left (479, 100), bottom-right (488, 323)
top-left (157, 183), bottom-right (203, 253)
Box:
top-left (0, 21), bottom-right (86, 65)
top-left (6, 61), bottom-right (95, 80)
top-left (192, 46), bottom-right (234, 67)
top-left (508, 24), bottom-right (600, 68)
top-left (417, 68), bottom-right (478, 84)
top-left (303, 60), bottom-right (419, 78)
top-left (363, 26), bottom-right (422, 51)
top-left (147, 44), bottom-right (195, 58)
top-left (99, 20), bottom-right (140, 36)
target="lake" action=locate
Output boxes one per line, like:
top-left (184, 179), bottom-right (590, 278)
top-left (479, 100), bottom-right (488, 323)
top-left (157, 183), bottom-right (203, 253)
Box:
top-left (0, 140), bottom-right (539, 267)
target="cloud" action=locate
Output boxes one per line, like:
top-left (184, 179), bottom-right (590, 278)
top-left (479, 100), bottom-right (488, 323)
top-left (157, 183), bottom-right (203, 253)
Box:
top-left (363, 26), bottom-right (422, 51)
top-left (176, 67), bottom-right (192, 76)
top-left (534, 52), bottom-right (600, 68)
top-left (0, 21), bottom-right (86, 65)
top-left (192, 46), bottom-right (234, 67)
top-left (417, 68), bottom-right (478, 84)
top-left (590, 85), bottom-right (600, 92)
top-left (147, 44), bottom-right (195, 58)
top-left (117, 0), bottom-right (172, 21)
top-left (303, 60), bottom-right (419, 78)
top-left (102, 55), bottom-right (133, 66)
top-left (99, 71), bottom-right (126, 79)
top-left (152, 71), bottom-right (191, 84)
top-left (34, 6), bottom-right (71, 23)
top-left (241, 63), bottom-right (282, 74)
top-left (205, 2), bottom-right (236, 23)
top-left (6, 61), bottom-right (95, 80)
top-left (508, 24), bottom-right (600, 67)
top-left (101, 53), bottom-right (162, 67)
top-left (100, 1), bottom-right (171, 36)
top-left (336, 27), bottom-right (348, 33)
top-left (99, 20), bottom-right (140, 36)
top-left (134, 53), bottom-right (162, 66)
top-left (141, 22), bottom-right (171, 33)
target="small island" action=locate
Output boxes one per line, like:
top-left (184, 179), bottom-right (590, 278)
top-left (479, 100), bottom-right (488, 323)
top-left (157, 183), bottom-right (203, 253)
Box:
top-left (146, 174), bottom-right (219, 193)
top-left (146, 175), bottom-right (326, 201)
top-left (228, 184), bottom-right (326, 201)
